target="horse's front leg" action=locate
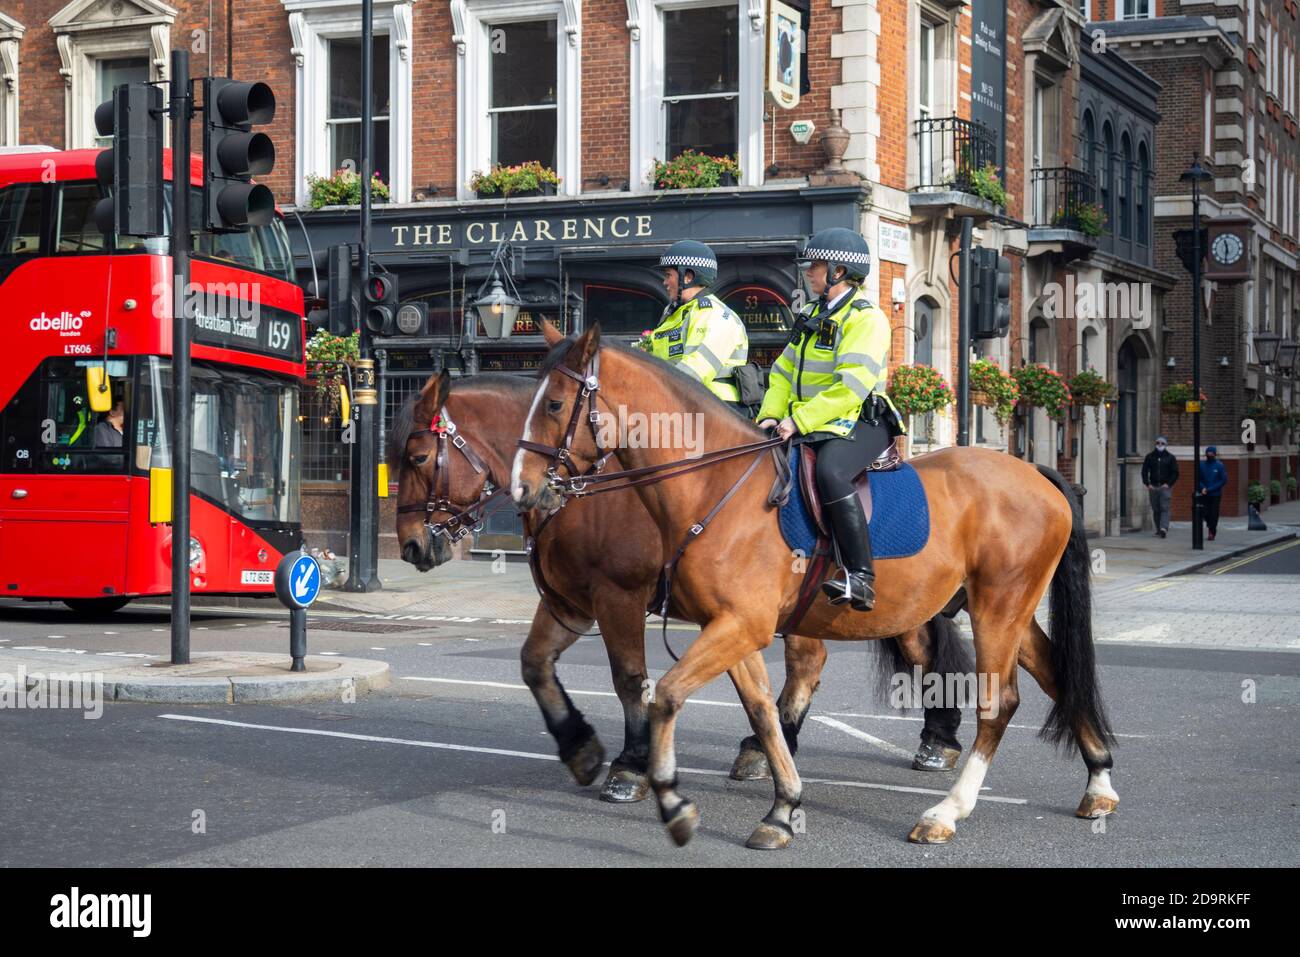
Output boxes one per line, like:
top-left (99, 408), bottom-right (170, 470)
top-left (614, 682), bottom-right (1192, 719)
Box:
top-left (730, 632), bottom-right (826, 781)
top-left (520, 600), bottom-right (605, 786)
top-left (593, 589), bottom-right (655, 803)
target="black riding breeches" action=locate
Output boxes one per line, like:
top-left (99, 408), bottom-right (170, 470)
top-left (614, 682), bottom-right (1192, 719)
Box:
top-left (811, 419), bottom-right (894, 501)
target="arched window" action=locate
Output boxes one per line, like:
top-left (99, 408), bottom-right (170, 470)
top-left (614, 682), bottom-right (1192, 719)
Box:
top-left (1119, 133), bottom-right (1132, 239)
top-left (1083, 111), bottom-right (1097, 180)
top-left (1101, 122), bottom-right (1115, 230)
top-left (913, 297), bottom-right (939, 442)
top-left (1137, 141), bottom-right (1150, 246)
top-left (723, 285), bottom-right (796, 369)
top-left (583, 284), bottom-right (663, 338)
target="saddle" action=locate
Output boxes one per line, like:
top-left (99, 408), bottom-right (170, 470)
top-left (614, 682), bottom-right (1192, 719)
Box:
top-left (797, 440), bottom-right (902, 535)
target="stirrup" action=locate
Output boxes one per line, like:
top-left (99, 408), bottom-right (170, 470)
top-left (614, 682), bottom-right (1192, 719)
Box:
top-left (822, 569), bottom-right (875, 611)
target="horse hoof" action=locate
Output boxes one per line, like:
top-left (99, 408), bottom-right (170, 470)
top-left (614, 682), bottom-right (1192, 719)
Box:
top-left (1076, 793), bottom-right (1119, 819)
top-left (745, 822), bottom-right (794, 850)
top-left (599, 768), bottom-right (650, 803)
top-left (664, 800), bottom-right (699, 847)
top-left (911, 742), bottom-right (961, 772)
top-left (564, 736), bottom-right (606, 787)
top-left (907, 820), bottom-right (955, 844)
top-left (729, 747), bottom-right (771, 781)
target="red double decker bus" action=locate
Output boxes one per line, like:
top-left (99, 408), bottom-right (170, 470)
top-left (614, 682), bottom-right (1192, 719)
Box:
top-left (0, 147), bottom-right (305, 613)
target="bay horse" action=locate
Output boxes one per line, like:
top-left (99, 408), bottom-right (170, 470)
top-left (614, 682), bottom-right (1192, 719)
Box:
top-left (511, 322), bottom-right (1117, 849)
top-left (388, 370), bottom-right (972, 803)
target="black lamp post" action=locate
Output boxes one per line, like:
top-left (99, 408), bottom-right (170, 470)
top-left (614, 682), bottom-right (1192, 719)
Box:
top-left (1180, 157), bottom-right (1212, 550)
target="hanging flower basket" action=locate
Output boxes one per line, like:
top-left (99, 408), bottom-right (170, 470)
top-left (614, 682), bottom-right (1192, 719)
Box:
top-left (1068, 367), bottom-right (1115, 407)
top-left (1161, 380), bottom-right (1208, 415)
top-left (969, 358), bottom-right (1020, 427)
top-left (887, 364), bottom-right (953, 444)
top-left (1012, 363), bottom-right (1072, 422)
top-left (970, 390), bottom-right (992, 407)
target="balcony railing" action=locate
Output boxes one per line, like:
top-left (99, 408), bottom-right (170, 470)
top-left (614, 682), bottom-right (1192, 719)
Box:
top-left (1030, 166), bottom-right (1100, 234)
top-left (913, 116), bottom-right (997, 193)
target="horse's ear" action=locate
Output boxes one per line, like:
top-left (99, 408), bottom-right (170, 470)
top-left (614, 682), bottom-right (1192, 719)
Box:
top-left (573, 321), bottom-right (601, 369)
top-left (540, 319), bottom-right (565, 347)
top-left (413, 370), bottom-right (450, 425)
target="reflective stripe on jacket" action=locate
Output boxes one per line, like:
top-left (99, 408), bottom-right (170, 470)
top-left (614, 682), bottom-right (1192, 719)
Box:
top-left (756, 289), bottom-right (897, 437)
top-left (648, 294), bottom-right (748, 402)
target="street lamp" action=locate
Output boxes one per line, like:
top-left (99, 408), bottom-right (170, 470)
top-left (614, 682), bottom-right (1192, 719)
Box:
top-left (1278, 340), bottom-right (1299, 374)
top-left (1253, 330), bottom-right (1284, 367)
top-left (1179, 157), bottom-right (1213, 550)
top-left (473, 239), bottom-right (523, 339)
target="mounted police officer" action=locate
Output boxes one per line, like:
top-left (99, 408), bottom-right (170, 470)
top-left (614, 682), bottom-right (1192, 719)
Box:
top-left (756, 227), bottom-right (902, 612)
top-left (650, 240), bottom-right (751, 413)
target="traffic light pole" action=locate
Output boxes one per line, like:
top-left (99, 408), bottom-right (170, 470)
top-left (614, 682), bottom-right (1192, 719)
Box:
top-left (956, 216), bottom-right (973, 447)
top-left (1190, 178), bottom-right (1204, 550)
top-left (170, 48), bottom-right (193, 664)
top-left (346, 0), bottom-right (382, 592)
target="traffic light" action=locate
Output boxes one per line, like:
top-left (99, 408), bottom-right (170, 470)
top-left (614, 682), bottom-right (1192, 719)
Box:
top-left (202, 78), bottom-right (276, 231)
top-left (971, 248), bottom-right (1012, 339)
top-left (364, 271), bottom-right (398, 336)
top-left (395, 302), bottom-right (428, 336)
top-left (93, 83), bottom-right (164, 237)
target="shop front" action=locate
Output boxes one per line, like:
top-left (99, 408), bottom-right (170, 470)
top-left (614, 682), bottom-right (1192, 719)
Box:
top-left (291, 183), bottom-right (868, 555)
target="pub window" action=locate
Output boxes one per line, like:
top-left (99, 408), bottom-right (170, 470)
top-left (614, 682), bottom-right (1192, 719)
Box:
top-left (488, 20), bottom-right (558, 168)
top-left (662, 5), bottom-right (739, 160)
top-left (406, 290), bottom-right (459, 338)
top-left (722, 286), bottom-right (794, 334)
top-left (476, 307), bottom-right (563, 339)
top-left (327, 35), bottom-right (391, 186)
top-left (584, 284), bottom-right (663, 338)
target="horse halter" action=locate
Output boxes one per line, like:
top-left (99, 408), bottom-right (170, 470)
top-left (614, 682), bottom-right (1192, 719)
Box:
top-left (515, 352), bottom-right (612, 494)
top-left (396, 409), bottom-right (503, 544)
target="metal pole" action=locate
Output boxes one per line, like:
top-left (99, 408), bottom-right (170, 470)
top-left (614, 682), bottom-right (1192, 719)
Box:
top-left (957, 216), bottom-right (973, 447)
top-left (346, 0), bottom-right (382, 591)
top-left (170, 48), bottom-right (192, 664)
top-left (289, 607), bottom-right (306, 672)
top-left (1191, 177), bottom-right (1204, 550)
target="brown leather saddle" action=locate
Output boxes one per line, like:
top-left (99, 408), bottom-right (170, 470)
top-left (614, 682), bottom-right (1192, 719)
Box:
top-left (798, 439), bottom-right (902, 537)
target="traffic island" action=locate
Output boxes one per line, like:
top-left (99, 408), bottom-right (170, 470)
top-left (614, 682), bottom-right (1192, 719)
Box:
top-left (0, 649), bottom-right (389, 705)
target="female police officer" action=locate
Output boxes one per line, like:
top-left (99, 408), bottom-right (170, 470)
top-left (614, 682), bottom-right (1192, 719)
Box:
top-left (756, 227), bottom-right (898, 612)
top-left (649, 240), bottom-right (750, 412)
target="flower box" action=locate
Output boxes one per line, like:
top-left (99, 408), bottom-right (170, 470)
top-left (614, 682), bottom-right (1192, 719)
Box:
top-left (475, 180), bottom-right (558, 200)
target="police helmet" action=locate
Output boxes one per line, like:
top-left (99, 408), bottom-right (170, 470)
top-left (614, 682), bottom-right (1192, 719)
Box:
top-left (798, 227), bottom-right (872, 283)
top-left (659, 239), bottom-right (718, 290)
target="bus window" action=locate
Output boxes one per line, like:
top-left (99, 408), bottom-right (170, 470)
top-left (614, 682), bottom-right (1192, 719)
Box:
top-left (56, 183), bottom-right (108, 253)
top-left (0, 183), bottom-right (43, 257)
top-left (1, 358), bottom-right (131, 474)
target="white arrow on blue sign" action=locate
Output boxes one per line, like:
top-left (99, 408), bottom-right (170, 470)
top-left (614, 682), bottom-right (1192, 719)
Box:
top-left (275, 550), bottom-right (322, 609)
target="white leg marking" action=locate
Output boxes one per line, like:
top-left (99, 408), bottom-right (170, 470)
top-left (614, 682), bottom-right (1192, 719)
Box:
top-left (920, 753), bottom-right (989, 829)
top-left (1085, 768), bottom-right (1119, 801)
top-left (511, 379), bottom-right (550, 501)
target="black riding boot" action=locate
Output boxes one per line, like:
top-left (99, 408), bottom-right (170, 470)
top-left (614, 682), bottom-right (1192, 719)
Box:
top-left (820, 493), bottom-right (875, 612)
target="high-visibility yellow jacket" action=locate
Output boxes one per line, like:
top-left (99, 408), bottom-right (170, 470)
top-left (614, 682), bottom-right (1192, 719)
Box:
top-left (648, 293), bottom-right (749, 403)
top-left (757, 288), bottom-right (900, 437)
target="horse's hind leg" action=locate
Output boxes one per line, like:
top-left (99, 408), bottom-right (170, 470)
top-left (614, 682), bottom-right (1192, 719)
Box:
top-left (1018, 618), bottom-right (1118, 819)
top-left (593, 589), bottom-right (655, 803)
top-left (520, 601), bottom-right (604, 787)
top-left (730, 633), bottom-right (826, 781)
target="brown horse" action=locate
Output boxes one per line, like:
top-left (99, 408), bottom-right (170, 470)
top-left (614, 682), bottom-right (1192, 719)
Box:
top-left (512, 323), bottom-right (1117, 849)
top-left (389, 370), bottom-right (971, 802)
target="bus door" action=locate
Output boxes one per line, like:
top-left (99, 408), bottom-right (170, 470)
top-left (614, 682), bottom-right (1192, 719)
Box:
top-left (0, 358), bottom-right (133, 599)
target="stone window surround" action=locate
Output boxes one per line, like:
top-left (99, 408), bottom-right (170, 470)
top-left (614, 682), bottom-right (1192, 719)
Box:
top-left (283, 0), bottom-right (415, 206)
top-left (0, 11), bottom-right (23, 147)
top-left (904, 0), bottom-right (958, 191)
top-left (50, 0), bottom-right (176, 150)
top-left (626, 0), bottom-right (766, 190)
top-left (450, 0), bottom-right (580, 199)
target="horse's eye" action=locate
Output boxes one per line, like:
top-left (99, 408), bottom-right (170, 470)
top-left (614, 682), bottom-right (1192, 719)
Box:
top-left (410, 453), bottom-right (430, 466)
top-left (547, 399), bottom-right (564, 414)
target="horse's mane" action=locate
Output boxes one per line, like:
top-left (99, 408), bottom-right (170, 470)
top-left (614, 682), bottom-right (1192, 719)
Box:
top-left (538, 337), bottom-right (764, 440)
top-left (384, 373), bottom-right (535, 472)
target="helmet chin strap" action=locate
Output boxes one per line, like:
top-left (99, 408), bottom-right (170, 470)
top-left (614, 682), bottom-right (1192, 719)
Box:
top-left (670, 267), bottom-right (700, 310)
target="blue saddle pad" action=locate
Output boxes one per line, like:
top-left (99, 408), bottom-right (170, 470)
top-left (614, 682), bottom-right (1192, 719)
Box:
top-left (778, 448), bottom-right (930, 560)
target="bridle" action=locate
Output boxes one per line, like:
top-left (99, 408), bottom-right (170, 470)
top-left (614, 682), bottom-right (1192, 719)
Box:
top-left (396, 408), bottom-right (505, 546)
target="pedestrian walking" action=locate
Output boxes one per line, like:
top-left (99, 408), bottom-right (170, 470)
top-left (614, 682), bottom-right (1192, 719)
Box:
top-left (1141, 435), bottom-right (1179, 537)
top-left (1198, 445), bottom-right (1228, 541)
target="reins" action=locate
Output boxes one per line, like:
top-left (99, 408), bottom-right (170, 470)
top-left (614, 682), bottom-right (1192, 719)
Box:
top-left (396, 409), bottom-right (505, 546)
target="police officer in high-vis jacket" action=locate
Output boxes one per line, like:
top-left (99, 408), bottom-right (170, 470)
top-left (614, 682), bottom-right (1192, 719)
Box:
top-left (650, 240), bottom-right (750, 409)
top-left (757, 227), bottom-right (900, 612)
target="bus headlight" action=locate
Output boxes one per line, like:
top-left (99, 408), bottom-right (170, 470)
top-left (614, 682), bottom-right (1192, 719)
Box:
top-left (189, 537), bottom-right (204, 570)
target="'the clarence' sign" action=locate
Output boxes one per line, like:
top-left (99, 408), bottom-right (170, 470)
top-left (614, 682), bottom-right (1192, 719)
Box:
top-left (389, 214), bottom-right (656, 249)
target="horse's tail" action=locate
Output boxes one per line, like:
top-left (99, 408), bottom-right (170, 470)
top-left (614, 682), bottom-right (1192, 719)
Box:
top-left (869, 615), bottom-right (973, 703)
top-left (1034, 465), bottom-right (1115, 752)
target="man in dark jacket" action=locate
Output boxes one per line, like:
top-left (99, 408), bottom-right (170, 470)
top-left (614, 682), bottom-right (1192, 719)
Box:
top-left (1141, 435), bottom-right (1179, 537)
top-left (1198, 445), bottom-right (1228, 541)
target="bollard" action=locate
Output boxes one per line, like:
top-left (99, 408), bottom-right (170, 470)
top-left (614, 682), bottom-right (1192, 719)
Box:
top-left (274, 550), bottom-right (322, 671)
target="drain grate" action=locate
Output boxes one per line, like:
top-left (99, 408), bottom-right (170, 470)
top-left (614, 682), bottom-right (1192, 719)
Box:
top-left (278, 619), bottom-right (439, 635)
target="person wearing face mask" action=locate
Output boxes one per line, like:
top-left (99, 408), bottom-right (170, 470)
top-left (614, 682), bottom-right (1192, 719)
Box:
top-left (1141, 435), bottom-right (1179, 538)
top-left (1198, 445), bottom-right (1228, 541)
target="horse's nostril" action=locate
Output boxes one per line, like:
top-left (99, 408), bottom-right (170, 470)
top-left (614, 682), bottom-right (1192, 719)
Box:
top-left (402, 542), bottom-right (421, 564)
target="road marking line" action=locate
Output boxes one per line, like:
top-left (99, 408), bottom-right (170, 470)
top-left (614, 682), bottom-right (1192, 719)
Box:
top-left (826, 711), bottom-right (1149, 739)
top-left (1209, 537), bottom-right (1300, 575)
top-left (155, 714), bottom-right (1027, 805)
top-left (400, 675), bottom-right (743, 708)
top-left (809, 715), bottom-right (914, 759)
top-left (1133, 580), bottom-right (1182, 593)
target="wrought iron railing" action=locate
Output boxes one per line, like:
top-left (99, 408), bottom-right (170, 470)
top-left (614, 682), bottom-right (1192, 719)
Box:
top-left (1030, 166), bottom-right (1100, 235)
top-left (913, 116), bottom-right (998, 192)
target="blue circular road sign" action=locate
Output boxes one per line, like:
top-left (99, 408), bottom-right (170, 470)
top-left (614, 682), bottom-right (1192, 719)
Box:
top-left (275, 551), bottom-right (322, 609)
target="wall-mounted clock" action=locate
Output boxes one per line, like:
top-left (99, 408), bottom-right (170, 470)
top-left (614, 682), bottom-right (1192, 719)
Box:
top-left (1204, 216), bottom-right (1252, 283)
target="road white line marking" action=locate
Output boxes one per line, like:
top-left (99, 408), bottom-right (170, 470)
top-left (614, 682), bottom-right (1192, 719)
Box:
top-left (155, 714), bottom-right (1027, 805)
top-left (826, 711), bottom-right (1150, 739)
top-left (400, 675), bottom-right (742, 708)
top-left (809, 716), bottom-right (914, 760)
top-left (319, 652), bottom-right (340, 656)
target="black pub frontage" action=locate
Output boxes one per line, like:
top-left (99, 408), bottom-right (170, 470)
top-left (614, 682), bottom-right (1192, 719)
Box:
top-left (290, 183), bottom-right (867, 556)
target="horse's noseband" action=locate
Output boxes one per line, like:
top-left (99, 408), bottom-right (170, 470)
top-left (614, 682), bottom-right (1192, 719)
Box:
top-left (515, 353), bottom-right (612, 496)
top-left (396, 409), bottom-right (503, 545)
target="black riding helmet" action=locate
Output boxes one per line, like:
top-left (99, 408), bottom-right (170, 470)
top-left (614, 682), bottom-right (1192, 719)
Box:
top-left (797, 227), bottom-right (872, 288)
top-left (658, 240), bottom-right (719, 306)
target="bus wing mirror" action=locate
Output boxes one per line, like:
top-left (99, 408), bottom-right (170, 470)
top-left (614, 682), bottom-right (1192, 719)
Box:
top-left (87, 366), bottom-right (112, 412)
top-left (150, 467), bottom-right (173, 524)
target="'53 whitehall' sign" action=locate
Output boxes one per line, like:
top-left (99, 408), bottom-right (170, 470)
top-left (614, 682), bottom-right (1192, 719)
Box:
top-left (390, 214), bottom-right (656, 249)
